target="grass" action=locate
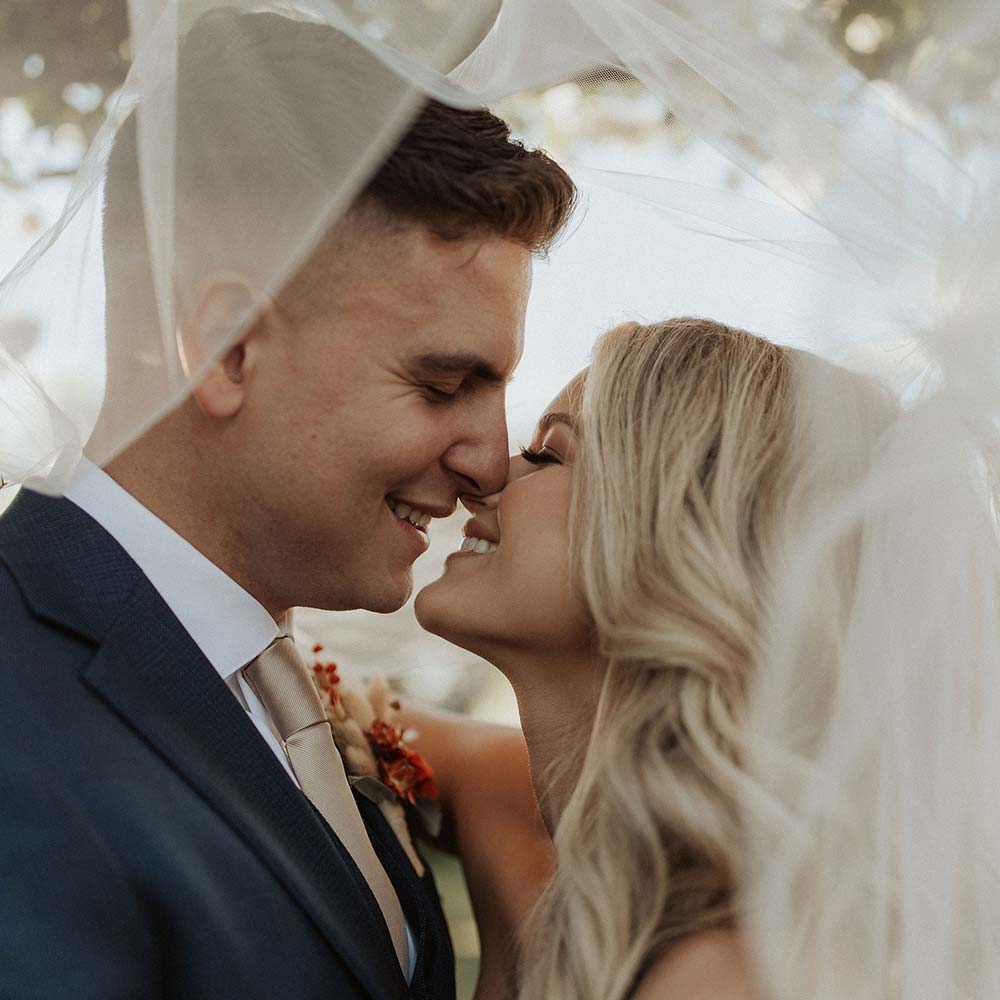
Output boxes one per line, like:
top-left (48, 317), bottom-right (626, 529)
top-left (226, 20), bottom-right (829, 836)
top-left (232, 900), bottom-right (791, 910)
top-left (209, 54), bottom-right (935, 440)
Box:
top-left (425, 845), bottom-right (480, 999)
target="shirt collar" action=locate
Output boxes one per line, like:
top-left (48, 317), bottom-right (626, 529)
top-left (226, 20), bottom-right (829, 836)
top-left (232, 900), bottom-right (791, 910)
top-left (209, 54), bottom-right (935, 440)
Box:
top-left (64, 458), bottom-right (281, 680)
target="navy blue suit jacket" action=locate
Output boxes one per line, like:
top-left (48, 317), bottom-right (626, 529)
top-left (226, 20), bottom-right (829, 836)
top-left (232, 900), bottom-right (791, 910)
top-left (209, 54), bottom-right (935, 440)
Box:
top-left (0, 489), bottom-right (455, 999)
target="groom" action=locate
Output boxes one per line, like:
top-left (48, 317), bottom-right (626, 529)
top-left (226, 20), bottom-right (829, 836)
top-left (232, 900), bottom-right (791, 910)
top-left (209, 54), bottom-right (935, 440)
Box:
top-left (0, 10), bottom-right (574, 1000)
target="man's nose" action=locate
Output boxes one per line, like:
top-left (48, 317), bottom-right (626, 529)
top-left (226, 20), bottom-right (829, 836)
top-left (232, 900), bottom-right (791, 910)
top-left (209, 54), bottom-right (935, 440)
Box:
top-left (443, 406), bottom-right (510, 498)
top-left (460, 446), bottom-right (536, 514)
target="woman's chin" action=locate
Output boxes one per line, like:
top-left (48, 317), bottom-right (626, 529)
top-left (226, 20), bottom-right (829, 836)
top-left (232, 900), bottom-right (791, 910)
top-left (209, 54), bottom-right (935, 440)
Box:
top-left (414, 575), bottom-right (464, 639)
top-left (412, 577), bottom-right (445, 634)
top-left (414, 576), bottom-right (491, 658)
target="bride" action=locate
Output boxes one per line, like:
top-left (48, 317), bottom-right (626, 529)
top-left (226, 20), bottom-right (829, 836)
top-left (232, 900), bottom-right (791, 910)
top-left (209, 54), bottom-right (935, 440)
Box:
top-left (406, 314), bottom-right (895, 1000)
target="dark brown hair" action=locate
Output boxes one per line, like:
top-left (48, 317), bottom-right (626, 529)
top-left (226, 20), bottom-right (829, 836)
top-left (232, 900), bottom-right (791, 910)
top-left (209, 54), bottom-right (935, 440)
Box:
top-left (362, 98), bottom-right (576, 253)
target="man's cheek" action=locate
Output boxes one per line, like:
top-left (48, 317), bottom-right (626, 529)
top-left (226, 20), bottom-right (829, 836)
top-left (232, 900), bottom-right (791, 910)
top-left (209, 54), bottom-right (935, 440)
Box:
top-left (396, 425), bottom-right (454, 465)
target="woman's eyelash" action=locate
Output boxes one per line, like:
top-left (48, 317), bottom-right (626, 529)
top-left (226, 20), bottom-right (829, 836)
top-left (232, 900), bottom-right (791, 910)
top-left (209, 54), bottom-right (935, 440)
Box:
top-left (519, 446), bottom-right (561, 466)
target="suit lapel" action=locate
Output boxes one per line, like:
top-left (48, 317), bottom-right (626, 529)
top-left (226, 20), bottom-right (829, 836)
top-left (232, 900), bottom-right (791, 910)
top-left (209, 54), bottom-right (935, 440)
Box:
top-left (1, 490), bottom-right (409, 1000)
top-left (357, 795), bottom-right (431, 957)
top-left (356, 791), bottom-right (455, 1000)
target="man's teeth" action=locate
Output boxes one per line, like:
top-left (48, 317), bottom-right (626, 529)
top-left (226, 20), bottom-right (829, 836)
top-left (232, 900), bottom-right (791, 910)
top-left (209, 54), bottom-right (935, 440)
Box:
top-left (387, 498), bottom-right (432, 530)
top-left (460, 536), bottom-right (497, 555)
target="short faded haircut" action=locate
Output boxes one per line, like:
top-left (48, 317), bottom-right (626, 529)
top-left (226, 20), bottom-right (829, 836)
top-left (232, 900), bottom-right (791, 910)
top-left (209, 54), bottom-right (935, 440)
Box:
top-left (103, 9), bottom-right (576, 314)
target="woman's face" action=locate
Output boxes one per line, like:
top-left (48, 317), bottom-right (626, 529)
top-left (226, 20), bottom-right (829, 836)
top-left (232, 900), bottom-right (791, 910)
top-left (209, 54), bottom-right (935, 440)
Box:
top-left (415, 371), bottom-right (594, 664)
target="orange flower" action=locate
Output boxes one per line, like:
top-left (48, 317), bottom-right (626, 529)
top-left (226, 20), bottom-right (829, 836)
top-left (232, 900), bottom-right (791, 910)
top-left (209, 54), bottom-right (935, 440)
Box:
top-left (368, 720), bottom-right (402, 751)
top-left (366, 722), bottom-right (438, 804)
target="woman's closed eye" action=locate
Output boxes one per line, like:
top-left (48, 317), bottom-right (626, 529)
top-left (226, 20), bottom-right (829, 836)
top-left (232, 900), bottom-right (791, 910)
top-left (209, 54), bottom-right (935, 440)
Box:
top-left (519, 445), bottom-right (562, 466)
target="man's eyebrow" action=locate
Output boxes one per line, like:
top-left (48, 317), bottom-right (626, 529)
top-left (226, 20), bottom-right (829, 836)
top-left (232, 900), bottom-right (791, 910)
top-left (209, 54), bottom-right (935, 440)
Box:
top-left (408, 352), bottom-right (509, 386)
top-left (537, 410), bottom-right (578, 435)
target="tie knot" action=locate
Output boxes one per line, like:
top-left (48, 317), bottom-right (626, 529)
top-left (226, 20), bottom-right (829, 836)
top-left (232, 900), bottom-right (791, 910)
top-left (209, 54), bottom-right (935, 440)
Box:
top-left (243, 635), bottom-right (326, 740)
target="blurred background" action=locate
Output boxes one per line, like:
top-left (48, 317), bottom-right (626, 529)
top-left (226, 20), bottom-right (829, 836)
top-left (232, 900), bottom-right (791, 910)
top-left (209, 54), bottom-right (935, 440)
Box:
top-left (0, 1), bottom-right (970, 993)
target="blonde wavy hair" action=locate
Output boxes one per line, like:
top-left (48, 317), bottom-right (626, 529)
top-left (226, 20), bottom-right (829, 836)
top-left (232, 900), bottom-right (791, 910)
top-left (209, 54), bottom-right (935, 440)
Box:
top-left (518, 317), bottom-right (803, 1000)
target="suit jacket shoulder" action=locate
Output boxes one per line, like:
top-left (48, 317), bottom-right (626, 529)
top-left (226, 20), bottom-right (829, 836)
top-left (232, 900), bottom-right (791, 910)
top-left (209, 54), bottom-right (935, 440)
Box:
top-left (0, 490), bottom-right (424, 1000)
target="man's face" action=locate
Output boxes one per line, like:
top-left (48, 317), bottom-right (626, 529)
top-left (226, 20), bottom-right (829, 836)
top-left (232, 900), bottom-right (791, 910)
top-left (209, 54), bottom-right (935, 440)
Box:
top-left (243, 224), bottom-right (530, 613)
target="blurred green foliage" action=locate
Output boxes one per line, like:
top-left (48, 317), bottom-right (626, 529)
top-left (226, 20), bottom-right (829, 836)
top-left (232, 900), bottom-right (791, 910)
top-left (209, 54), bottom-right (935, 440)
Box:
top-left (5, 0), bottom-right (999, 195)
top-left (0, 0), bottom-right (969, 191)
top-left (425, 846), bottom-right (481, 999)
top-left (0, 0), bottom-right (130, 137)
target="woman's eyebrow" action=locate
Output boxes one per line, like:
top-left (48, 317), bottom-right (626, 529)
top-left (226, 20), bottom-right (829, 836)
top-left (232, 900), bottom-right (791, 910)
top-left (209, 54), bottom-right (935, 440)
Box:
top-left (537, 410), bottom-right (577, 434)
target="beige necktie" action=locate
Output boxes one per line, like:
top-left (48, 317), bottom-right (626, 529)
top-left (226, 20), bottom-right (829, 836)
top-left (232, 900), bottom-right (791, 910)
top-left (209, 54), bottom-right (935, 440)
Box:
top-left (243, 636), bottom-right (408, 975)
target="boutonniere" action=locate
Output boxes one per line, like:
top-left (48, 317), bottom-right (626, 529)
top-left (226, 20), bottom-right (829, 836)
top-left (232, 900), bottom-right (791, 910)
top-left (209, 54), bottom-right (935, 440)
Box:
top-left (306, 642), bottom-right (441, 877)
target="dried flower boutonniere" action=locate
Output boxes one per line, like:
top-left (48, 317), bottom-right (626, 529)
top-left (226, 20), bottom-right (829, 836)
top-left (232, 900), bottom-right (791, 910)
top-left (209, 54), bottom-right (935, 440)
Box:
top-left (305, 640), bottom-right (440, 877)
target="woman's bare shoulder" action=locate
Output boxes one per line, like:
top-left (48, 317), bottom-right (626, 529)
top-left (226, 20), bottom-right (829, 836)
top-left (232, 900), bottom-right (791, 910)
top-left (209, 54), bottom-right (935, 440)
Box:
top-left (630, 929), bottom-right (758, 1000)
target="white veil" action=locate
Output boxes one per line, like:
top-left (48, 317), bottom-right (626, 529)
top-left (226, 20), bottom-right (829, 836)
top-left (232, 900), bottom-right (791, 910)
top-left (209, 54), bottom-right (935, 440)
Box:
top-left (3, 1), bottom-right (999, 995)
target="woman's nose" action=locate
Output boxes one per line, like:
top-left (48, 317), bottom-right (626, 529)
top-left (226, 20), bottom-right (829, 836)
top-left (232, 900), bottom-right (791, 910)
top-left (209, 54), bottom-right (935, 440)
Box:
top-left (459, 489), bottom-right (501, 515)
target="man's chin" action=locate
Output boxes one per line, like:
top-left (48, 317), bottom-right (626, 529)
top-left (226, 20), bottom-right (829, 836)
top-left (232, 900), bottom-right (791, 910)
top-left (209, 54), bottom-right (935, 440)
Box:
top-left (357, 568), bottom-right (413, 615)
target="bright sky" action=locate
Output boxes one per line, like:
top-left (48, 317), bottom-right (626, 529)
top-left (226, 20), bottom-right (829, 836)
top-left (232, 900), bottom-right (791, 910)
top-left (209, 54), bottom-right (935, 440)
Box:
top-left (508, 165), bottom-right (895, 444)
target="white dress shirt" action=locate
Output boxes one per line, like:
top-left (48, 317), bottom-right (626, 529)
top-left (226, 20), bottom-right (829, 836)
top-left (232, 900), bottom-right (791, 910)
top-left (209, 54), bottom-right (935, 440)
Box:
top-left (64, 458), bottom-right (417, 980)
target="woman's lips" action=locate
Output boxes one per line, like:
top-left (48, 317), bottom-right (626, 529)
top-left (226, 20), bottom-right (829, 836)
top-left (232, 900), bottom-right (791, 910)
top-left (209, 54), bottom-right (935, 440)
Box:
top-left (461, 516), bottom-right (500, 546)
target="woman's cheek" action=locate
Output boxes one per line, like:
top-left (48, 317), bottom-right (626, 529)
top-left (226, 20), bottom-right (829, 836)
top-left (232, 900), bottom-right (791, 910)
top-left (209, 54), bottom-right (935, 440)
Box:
top-left (498, 474), bottom-right (579, 644)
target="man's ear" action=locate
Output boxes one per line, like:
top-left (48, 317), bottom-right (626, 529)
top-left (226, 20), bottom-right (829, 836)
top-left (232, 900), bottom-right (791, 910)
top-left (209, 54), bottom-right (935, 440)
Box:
top-left (181, 274), bottom-right (269, 420)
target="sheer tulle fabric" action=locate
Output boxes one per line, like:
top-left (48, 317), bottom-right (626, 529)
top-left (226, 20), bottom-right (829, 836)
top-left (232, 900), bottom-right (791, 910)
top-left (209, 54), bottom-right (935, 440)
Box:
top-left (2, 1), bottom-right (998, 995)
